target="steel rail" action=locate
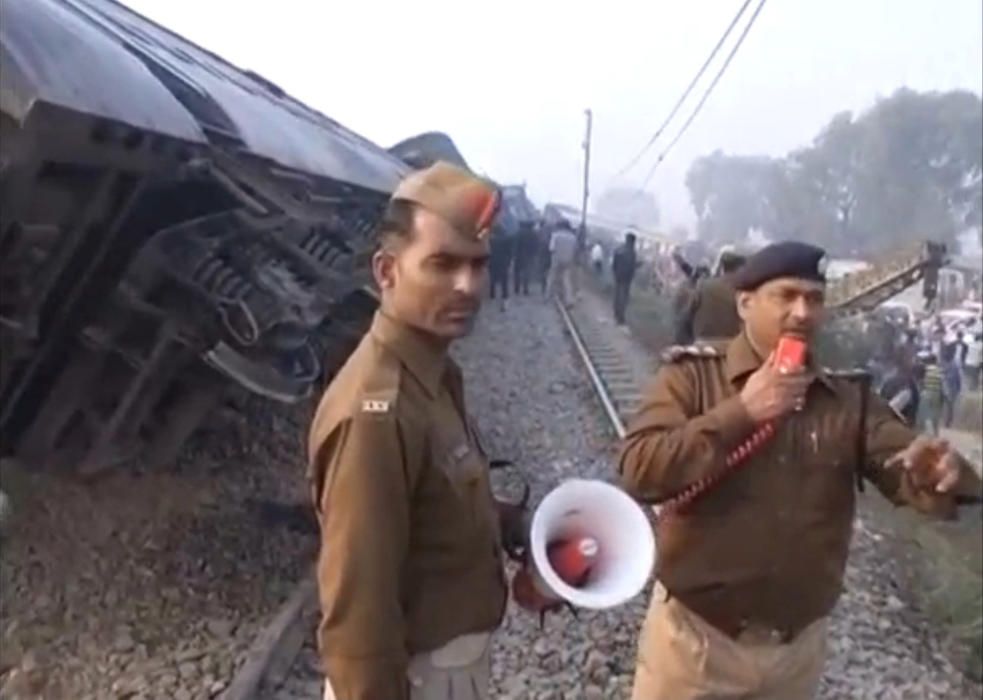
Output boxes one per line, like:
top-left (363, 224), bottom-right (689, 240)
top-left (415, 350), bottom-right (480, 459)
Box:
top-left (554, 299), bottom-right (627, 439)
top-left (218, 574), bottom-right (316, 700)
top-left (554, 298), bottom-right (670, 520)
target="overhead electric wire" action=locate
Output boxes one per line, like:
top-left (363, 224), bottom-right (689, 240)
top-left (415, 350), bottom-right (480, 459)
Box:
top-left (641, 0), bottom-right (769, 187)
top-left (611, 0), bottom-right (755, 181)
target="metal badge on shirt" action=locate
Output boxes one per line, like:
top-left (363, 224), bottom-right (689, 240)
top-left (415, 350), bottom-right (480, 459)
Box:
top-left (361, 399), bottom-right (390, 414)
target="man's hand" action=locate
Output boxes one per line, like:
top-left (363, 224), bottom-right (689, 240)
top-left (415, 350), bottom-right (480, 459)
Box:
top-left (739, 352), bottom-right (814, 424)
top-left (885, 436), bottom-right (962, 494)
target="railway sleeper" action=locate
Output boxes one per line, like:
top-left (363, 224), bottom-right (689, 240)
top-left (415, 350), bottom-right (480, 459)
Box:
top-left (602, 374), bottom-right (640, 388)
top-left (594, 365), bottom-right (634, 378)
top-left (613, 393), bottom-right (642, 408)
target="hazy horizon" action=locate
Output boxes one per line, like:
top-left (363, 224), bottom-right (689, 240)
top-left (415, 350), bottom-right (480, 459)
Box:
top-left (119, 0), bottom-right (983, 231)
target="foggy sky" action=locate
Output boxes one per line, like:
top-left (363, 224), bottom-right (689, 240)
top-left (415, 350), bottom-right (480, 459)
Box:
top-left (120, 0), bottom-right (983, 230)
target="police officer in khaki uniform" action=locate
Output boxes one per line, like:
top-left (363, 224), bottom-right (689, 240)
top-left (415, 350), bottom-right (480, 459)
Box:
top-left (619, 241), bottom-right (982, 700)
top-left (686, 249), bottom-right (746, 341)
top-left (308, 162), bottom-right (522, 700)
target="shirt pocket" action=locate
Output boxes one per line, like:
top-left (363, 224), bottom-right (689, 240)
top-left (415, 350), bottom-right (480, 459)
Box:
top-left (796, 413), bottom-right (857, 516)
top-left (410, 438), bottom-right (480, 564)
top-left (444, 440), bottom-right (503, 545)
top-left (438, 438), bottom-right (484, 490)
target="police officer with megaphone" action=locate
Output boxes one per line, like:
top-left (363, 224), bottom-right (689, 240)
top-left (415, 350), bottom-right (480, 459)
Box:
top-left (619, 241), bottom-right (982, 700)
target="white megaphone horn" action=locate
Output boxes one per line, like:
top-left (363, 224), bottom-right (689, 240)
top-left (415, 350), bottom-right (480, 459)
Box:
top-left (514, 478), bottom-right (655, 611)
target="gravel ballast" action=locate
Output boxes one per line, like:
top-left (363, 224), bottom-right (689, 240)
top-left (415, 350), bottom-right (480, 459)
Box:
top-left (1, 293), bottom-right (979, 699)
top-left (0, 396), bottom-right (319, 700)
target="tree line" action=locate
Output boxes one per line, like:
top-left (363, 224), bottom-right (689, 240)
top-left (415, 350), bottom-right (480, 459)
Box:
top-left (685, 88), bottom-right (982, 257)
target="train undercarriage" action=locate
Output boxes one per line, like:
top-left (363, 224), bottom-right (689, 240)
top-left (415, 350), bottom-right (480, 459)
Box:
top-left (0, 0), bottom-right (404, 475)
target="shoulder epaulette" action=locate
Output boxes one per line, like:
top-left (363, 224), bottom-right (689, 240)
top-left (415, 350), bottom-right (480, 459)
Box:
top-left (660, 343), bottom-right (723, 364)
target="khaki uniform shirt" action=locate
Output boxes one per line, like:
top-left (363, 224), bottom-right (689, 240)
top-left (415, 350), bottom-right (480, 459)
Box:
top-left (308, 311), bottom-right (508, 700)
top-left (549, 229), bottom-right (578, 266)
top-left (619, 333), bottom-right (981, 641)
top-left (690, 275), bottom-right (741, 341)
top-left (672, 283), bottom-right (697, 344)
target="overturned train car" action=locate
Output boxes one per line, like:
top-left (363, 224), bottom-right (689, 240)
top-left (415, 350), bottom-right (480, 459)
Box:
top-left (0, 0), bottom-right (408, 474)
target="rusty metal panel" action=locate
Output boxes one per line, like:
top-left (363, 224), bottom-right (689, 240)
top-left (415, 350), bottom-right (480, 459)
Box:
top-left (0, 0), bottom-right (206, 143)
top-left (63, 0), bottom-right (409, 194)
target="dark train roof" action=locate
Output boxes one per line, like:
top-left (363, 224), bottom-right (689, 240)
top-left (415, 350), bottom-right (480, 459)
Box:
top-left (388, 132), bottom-right (470, 171)
top-left (388, 132), bottom-right (542, 235)
top-left (0, 0), bottom-right (409, 194)
top-left (501, 185), bottom-right (539, 222)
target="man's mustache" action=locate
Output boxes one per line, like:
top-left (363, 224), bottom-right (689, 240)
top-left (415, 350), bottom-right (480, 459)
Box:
top-left (445, 298), bottom-right (479, 314)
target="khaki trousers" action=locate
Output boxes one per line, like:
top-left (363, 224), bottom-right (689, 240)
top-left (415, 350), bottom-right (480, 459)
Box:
top-left (631, 585), bottom-right (827, 700)
top-left (546, 261), bottom-right (575, 306)
top-left (323, 632), bottom-right (491, 700)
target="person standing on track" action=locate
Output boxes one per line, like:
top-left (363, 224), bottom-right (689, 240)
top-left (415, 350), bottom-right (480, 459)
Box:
top-left (590, 240), bottom-right (605, 277)
top-left (512, 221), bottom-right (536, 296)
top-left (307, 161), bottom-right (525, 700)
top-left (619, 241), bottom-right (983, 700)
top-left (546, 219), bottom-right (578, 306)
top-left (611, 231), bottom-right (638, 326)
top-left (488, 226), bottom-right (513, 310)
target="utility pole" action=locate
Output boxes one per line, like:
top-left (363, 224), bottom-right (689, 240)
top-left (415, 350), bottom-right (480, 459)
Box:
top-left (579, 108), bottom-right (592, 252)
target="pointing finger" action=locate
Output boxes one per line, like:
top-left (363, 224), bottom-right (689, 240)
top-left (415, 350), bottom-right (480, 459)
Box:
top-left (932, 451), bottom-right (959, 490)
top-left (893, 436), bottom-right (935, 470)
top-left (936, 465), bottom-right (961, 493)
top-left (884, 448), bottom-right (912, 472)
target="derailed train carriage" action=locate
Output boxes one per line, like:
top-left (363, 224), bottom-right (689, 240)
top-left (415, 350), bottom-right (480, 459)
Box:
top-left (0, 0), bottom-right (411, 474)
top-left (388, 131), bottom-right (542, 237)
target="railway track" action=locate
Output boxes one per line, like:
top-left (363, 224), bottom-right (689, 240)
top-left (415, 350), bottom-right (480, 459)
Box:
top-left (226, 291), bottom-right (983, 697)
top-left (554, 299), bottom-right (643, 440)
top-left (218, 296), bottom-right (648, 699)
top-left (218, 576), bottom-right (320, 699)
top-left (207, 293), bottom-right (983, 699)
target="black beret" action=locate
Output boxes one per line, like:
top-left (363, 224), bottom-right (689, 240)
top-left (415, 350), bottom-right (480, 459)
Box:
top-left (732, 241), bottom-right (828, 291)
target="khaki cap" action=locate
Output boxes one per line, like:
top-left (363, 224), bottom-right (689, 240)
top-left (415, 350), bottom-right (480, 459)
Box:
top-left (392, 161), bottom-right (501, 241)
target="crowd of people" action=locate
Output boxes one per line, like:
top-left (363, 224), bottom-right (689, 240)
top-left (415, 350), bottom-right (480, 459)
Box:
top-left (561, 230), bottom-right (983, 437)
top-left (486, 219), bottom-right (566, 308)
top-left (870, 314), bottom-right (983, 433)
top-left (485, 218), bottom-right (642, 326)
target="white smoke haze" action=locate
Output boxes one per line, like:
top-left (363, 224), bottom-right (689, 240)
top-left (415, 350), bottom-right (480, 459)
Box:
top-left (120, 0), bottom-right (983, 234)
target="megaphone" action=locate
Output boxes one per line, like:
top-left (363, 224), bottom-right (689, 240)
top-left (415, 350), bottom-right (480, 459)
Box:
top-left (512, 478), bottom-right (655, 614)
